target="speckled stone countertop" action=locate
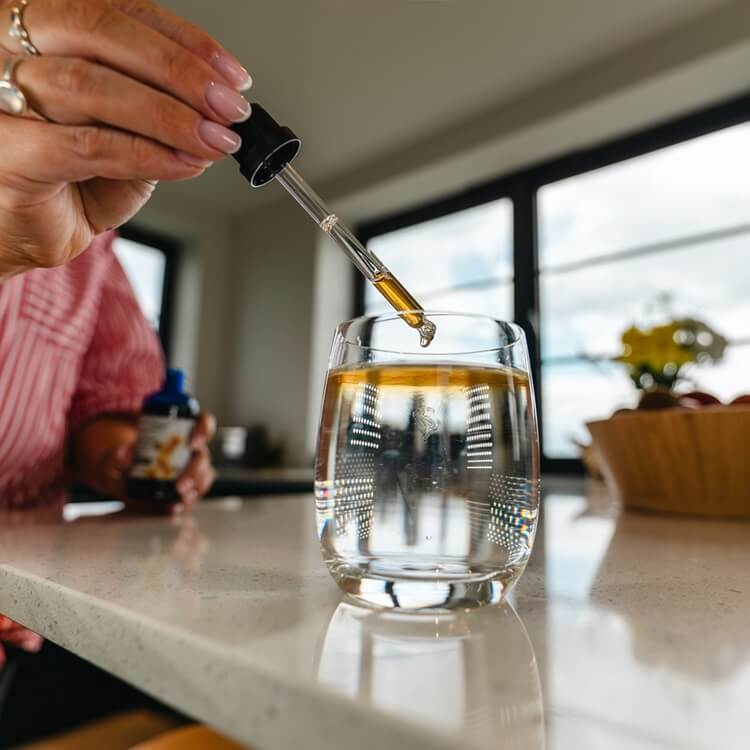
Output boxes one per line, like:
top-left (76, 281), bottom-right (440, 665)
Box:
top-left (0, 480), bottom-right (749, 750)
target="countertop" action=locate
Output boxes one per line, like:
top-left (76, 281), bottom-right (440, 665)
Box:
top-left (0, 479), bottom-right (749, 750)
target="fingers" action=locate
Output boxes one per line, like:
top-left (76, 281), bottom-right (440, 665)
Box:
top-left (12, 55), bottom-right (236, 162)
top-left (174, 447), bottom-right (215, 513)
top-left (96, 442), bottom-right (132, 499)
top-left (0, 617), bottom-right (43, 654)
top-left (0, 115), bottom-right (207, 187)
top-left (1, 627), bottom-right (43, 653)
top-left (190, 412), bottom-right (216, 450)
top-left (21, 0), bottom-right (250, 134)
top-left (113, 0), bottom-right (252, 91)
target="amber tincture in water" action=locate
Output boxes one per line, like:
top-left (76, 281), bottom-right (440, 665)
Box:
top-left (315, 363), bottom-right (540, 609)
top-left (372, 272), bottom-right (436, 347)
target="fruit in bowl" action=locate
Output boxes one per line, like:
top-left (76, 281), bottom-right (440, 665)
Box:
top-left (678, 390), bottom-right (722, 408)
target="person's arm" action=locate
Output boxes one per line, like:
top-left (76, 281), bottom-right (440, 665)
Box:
top-left (69, 245), bottom-right (215, 511)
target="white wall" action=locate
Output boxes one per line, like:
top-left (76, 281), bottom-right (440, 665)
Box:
top-left (131, 195), bottom-right (234, 424)
top-left (223, 187), bottom-right (318, 465)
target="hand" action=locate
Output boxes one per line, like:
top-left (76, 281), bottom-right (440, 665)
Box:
top-left (0, 615), bottom-right (43, 670)
top-left (0, 0), bottom-right (251, 279)
top-left (72, 411), bottom-right (217, 513)
top-left (173, 411), bottom-right (216, 513)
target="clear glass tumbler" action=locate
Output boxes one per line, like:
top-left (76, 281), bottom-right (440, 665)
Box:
top-left (314, 312), bottom-right (540, 609)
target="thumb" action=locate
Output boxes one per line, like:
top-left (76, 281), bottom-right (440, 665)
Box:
top-left (99, 443), bottom-right (133, 493)
top-left (112, 444), bottom-right (133, 470)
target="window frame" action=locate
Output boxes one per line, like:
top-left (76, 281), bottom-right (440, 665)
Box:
top-left (117, 223), bottom-right (180, 361)
top-left (356, 92), bottom-right (750, 474)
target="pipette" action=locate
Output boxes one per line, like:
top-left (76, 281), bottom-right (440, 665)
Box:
top-left (231, 104), bottom-right (436, 347)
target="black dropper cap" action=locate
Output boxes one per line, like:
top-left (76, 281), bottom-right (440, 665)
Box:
top-left (231, 103), bottom-right (302, 187)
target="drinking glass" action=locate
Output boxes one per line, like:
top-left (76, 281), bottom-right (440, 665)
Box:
top-left (314, 312), bottom-right (540, 609)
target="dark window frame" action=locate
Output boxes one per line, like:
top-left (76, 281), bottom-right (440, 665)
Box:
top-left (356, 92), bottom-right (750, 474)
top-left (117, 223), bottom-right (180, 361)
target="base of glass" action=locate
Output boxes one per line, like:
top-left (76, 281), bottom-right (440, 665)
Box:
top-left (329, 561), bottom-right (523, 611)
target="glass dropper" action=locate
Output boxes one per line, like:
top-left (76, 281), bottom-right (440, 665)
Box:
top-left (231, 104), bottom-right (436, 347)
top-left (274, 164), bottom-right (436, 346)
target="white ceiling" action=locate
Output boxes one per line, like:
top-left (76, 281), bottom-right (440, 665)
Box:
top-left (156, 0), bottom-right (731, 215)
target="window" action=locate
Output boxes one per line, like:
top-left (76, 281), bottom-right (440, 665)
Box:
top-left (362, 198), bottom-right (514, 322)
top-left (112, 226), bottom-right (177, 357)
top-left (358, 95), bottom-right (750, 470)
top-left (539, 122), bottom-right (750, 457)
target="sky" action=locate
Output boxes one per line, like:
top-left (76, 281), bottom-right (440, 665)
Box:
top-left (112, 237), bottom-right (166, 331)
top-left (364, 122), bottom-right (750, 458)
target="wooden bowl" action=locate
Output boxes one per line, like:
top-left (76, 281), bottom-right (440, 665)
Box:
top-left (587, 405), bottom-right (750, 518)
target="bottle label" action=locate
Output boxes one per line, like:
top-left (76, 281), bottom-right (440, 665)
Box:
top-left (130, 415), bottom-right (194, 480)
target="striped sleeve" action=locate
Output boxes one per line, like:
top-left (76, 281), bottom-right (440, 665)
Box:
top-left (68, 244), bottom-right (165, 430)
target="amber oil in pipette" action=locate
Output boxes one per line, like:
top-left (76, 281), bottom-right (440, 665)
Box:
top-left (372, 272), bottom-right (436, 346)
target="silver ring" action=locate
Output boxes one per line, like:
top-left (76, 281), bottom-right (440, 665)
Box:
top-left (9, 0), bottom-right (41, 57)
top-left (0, 58), bottom-right (28, 116)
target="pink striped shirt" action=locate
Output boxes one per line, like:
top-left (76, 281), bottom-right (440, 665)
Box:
top-left (0, 232), bottom-right (163, 509)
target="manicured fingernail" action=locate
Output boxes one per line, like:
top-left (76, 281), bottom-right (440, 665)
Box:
top-left (178, 478), bottom-right (194, 494)
top-left (198, 120), bottom-right (241, 154)
top-left (175, 150), bottom-right (213, 169)
top-left (210, 50), bottom-right (252, 91)
top-left (205, 81), bottom-right (251, 123)
top-left (114, 445), bottom-right (130, 465)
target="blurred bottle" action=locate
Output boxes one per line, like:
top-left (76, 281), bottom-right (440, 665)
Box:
top-left (127, 368), bottom-right (199, 503)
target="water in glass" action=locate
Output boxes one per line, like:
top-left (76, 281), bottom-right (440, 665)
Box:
top-left (315, 313), bottom-right (540, 609)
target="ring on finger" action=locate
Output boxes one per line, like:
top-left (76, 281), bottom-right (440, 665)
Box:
top-left (0, 57), bottom-right (28, 115)
top-left (9, 0), bottom-right (41, 57)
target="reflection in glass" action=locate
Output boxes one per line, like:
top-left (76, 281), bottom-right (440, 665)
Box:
top-left (317, 601), bottom-right (544, 749)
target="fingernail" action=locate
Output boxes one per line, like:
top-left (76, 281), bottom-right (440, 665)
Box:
top-left (205, 81), bottom-right (251, 123)
top-left (175, 150), bottom-right (213, 169)
top-left (178, 478), bottom-right (194, 494)
top-left (198, 120), bottom-right (241, 154)
top-left (114, 445), bottom-right (130, 465)
top-left (210, 50), bottom-right (252, 91)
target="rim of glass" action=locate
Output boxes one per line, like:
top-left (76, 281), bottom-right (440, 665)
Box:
top-left (338, 311), bottom-right (524, 355)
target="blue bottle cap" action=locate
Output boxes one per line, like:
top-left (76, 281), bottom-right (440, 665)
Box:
top-left (164, 368), bottom-right (185, 395)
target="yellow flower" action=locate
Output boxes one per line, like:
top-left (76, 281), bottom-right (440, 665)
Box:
top-left (616, 323), bottom-right (693, 373)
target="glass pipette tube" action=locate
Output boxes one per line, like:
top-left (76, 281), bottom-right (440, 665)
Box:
top-left (274, 164), bottom-right (436, 347)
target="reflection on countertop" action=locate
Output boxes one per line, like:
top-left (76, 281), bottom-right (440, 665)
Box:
top-left (318, 600), bottom-right (544, 749)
